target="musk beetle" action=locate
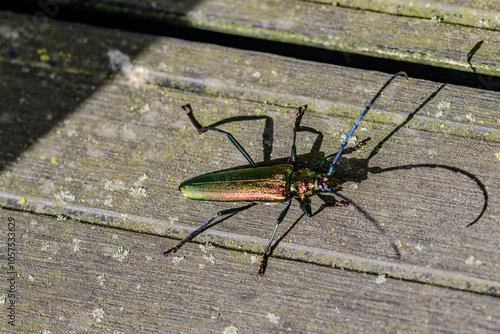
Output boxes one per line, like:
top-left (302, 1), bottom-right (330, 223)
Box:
top-left (164, 72), bottom-right (407, 274)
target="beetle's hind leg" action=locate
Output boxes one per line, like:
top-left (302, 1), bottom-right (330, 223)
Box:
top-left (182, 104), bottom-right (256, 167)
top-left (163, 202), bottom-right (257, 256)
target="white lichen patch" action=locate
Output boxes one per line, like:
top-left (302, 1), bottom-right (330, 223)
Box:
top-left (129, 186), bottom-right (147, 198)
top-left (55, 190), bottom-right (75, 202)
top-left (223, 325), bottom-right (238, 334)
top-left (72, 238), bottom-right (81, 252)
top-left (466, 112), bottom-right (477, 123)
top-left (66, 128), bottom-right (78, 137)
top-left (199, 242), bottom-right (214, 253)
top-left (204, 253), bottom-right (216, 265)
top-left (478, 19), bottom-right (490, 28)
top-left (340, 134), bottom-right (357, 145)
top-left (138, 103), bottom-right (151, 114)
top-left (104, 195), bottom-right (113, 207)
top-left (92, 308), bottom-right (105, 323)
top-left (375, 274), bottom-right (387, 284)
top-left (113, 246), bottom-right (130, 262)
top-left (435, 111), bottom-right (444, 118)
top-left (267, 313), bottom-right (280, 324)
top-left (436, 101), bottom-right (451, 110)
top-left (252, 71), bottom-right (261, 78)
top-left (104, 180), bottom-right (114, 191)
top-left (465, 255), bottom-right (482, 265)
top-left (135, 173), bottom-right (149, 186)
top-left (97, 274), bottom-right (106, 286)
top-left (129, 173), bottom-right (149, 198)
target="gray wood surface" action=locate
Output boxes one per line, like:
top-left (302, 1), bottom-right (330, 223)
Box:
top-left (0, 6), bottom-right (499, 334)
top-left (17, 0), bottom-right (500, 77)
top-left (1, 209), bottom-right (499, 333)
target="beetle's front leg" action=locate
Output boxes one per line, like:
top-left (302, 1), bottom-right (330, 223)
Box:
top-left (312, 199), bottom-right (349, 217)
top-left (341, 137), bottom-right (371, 155)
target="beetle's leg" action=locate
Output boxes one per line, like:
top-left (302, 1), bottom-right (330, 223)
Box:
top-left (313, 137), bottom-right (371, 172)
top-left (182, 104), bottom-right (256, 167)
top-left (163, 202), bottom-right (257, 256)
top-left (341, 137), bottom-right (371, 155)
top-left (297, 198), bottom-right (313, 217)
top-left (259, 200), bottom-right (292, 275)
top-left (289, 105), bottom-right (307, 171)
top-left (312, 199), bottom-right (349, 217)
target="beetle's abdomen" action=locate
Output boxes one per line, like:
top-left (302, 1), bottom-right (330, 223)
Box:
top-left (180, 164), bottom-right (293, 202)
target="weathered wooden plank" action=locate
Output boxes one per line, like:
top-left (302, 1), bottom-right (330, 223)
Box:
top-left (1, 10), bottom-right (499, 140)
top-left (331, 0), bottom-right (500, 30)
top-left (8, 0), bottom-right (500, 79)
top-left (1, 209), bottom-right (499, 333)
top-left (0, 10), bottom-right (499, 300)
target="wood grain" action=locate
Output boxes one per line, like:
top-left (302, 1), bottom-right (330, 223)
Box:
top-left (11, 0), bottom-right (500, 77)
top-left (0, 8), bottom-right (499, 333)
top-left (1, 209), bottom-right (499, 332)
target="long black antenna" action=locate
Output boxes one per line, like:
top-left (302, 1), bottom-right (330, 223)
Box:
top-left (327, 71), bottom-right (407, 176)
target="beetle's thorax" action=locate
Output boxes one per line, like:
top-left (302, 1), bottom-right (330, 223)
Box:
top-left (289, 169), bottom-right (342, 200)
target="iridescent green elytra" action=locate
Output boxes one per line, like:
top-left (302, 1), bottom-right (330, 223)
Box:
top-left (180, 164), bottom-right (294, 202)
top-left (165, 72), bottom-right (407, 275)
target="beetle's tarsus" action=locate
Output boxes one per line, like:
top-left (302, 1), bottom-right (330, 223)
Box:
top-left (163, 247), bottom-right (179, 256)
top-left (258, 255), bottom-right (268, 276)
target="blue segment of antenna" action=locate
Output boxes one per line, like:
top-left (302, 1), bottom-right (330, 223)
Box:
top-left (327, 72), bottom-right (407, 176)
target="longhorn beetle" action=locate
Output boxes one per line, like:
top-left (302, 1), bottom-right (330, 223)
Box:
top-left (164, 72), bottom-right (407, 274)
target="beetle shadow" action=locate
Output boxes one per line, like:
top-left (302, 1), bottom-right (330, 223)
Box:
top-left (312, 82), bottom-right (487, 234)
top-left (359, 82), bottom-right (487, 227)
top-left (188, 83), bottom-right (488, 265)
top-left (205, 115), bottom-right (275, 164)
top-left (466, 40), bottom-right (484, 74)
top-left (198, 112), bottom-right (327, 171)
top-left (268, 82), bottom-right (487, 262)
top-left (326, 83), bottom-right (448, 184)
top-left (266, 191), bottom-right (403, 264)
top-left (367, 164), bottom-right (487, 228)
top-left (293, 125), bottom-right (326, 165)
